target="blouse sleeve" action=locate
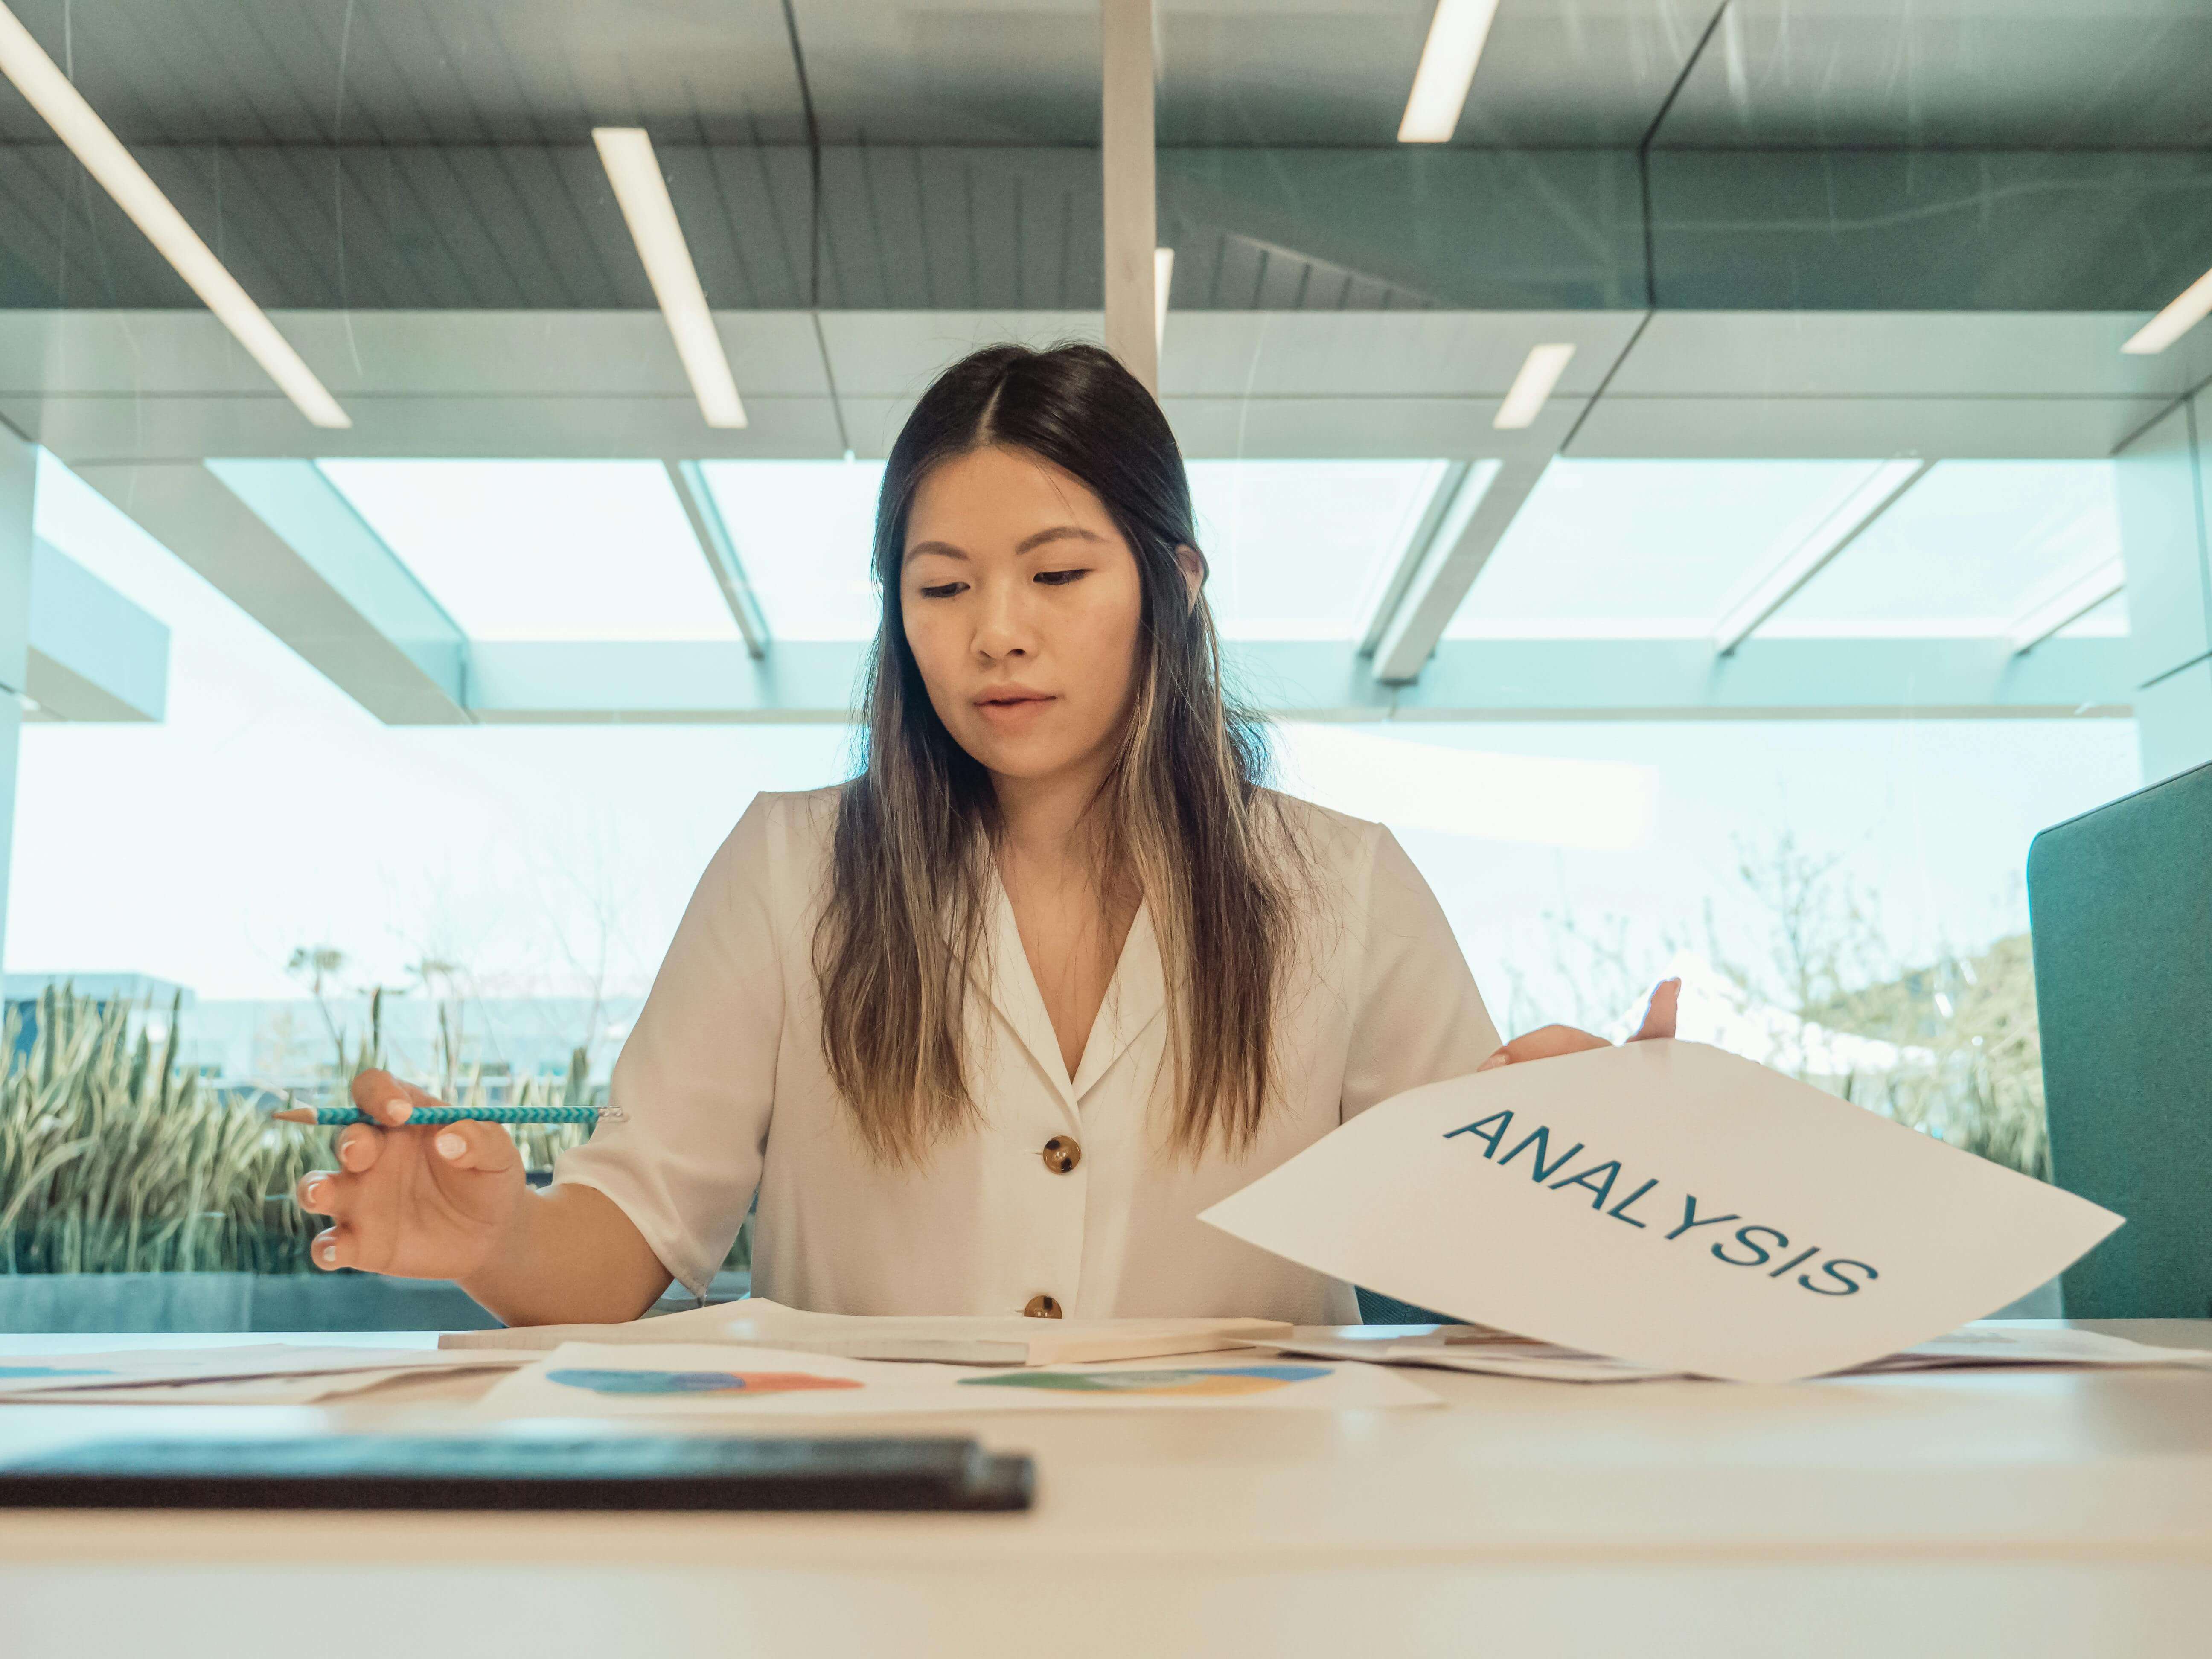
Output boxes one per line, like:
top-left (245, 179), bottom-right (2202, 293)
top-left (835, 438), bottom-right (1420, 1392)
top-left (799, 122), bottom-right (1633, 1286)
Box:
top-left (1339, 826), bottom-right (1502, 1121)
top-left (551, 792), bottom-right (789, 1297)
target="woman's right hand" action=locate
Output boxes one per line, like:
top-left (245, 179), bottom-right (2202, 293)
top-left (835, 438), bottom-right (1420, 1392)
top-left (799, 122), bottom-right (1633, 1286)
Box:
top-left (294, 1068), bottom-right (528, 1281)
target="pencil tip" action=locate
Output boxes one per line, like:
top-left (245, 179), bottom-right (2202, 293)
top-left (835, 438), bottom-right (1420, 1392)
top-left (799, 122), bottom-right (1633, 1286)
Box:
top-left (271, 1108), bottom-right (314, 1123)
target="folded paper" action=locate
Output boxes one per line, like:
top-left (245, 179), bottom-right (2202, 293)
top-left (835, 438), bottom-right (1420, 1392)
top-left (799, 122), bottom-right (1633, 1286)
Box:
top-left (1200, 1040), bottom-right (2124, 1383)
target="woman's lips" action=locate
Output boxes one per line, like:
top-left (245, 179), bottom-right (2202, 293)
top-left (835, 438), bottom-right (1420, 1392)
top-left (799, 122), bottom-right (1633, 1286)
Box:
top-left (974, 692), bottom-right (1056, 726)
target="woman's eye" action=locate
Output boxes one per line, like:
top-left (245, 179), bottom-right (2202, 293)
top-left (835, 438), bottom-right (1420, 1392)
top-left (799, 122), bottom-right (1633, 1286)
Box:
top-left (917, 582), bottom-right (966, 600)
top-left (1033, 568), bottom-right (1087, 587)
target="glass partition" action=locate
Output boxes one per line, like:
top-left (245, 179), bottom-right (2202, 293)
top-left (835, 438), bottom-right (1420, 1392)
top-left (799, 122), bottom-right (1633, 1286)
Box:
top-left (6, 0), bottom-right (2199, 1327)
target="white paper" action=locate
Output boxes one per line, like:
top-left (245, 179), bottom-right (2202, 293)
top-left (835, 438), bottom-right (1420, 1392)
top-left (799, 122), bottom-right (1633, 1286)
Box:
top-left (1200, 1041), bottom-right (2125, 1384)
top-left (0, 1344), bottom-right (527, 1399)
top-left (1250, 1333), bottom-right (1679, 1383)
top-left (442, 1299), bottom-right (1290, 1366)
top-left (1246, 1323), bottom-right (2212, 1385)
top-left (475, 1341), bottom-right (1441, 1416)
top-left (1857, 1324), bottom-right (2212, 1373)
top-left (0, 1362), bottom-right (524, 1406)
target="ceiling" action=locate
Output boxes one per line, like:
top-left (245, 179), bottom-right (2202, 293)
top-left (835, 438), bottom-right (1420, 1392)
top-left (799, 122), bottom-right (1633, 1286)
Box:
top-left (4, 0), bottom-right (2207, 732)
top-left (3, 3), bottom-right (2209, 317)
top-left (0, 0), bottom-right (2207, 152)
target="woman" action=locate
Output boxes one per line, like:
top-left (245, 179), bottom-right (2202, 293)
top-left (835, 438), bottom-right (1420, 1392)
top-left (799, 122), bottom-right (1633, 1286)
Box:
top-left (299, 343), bottom-right (1676, 1327)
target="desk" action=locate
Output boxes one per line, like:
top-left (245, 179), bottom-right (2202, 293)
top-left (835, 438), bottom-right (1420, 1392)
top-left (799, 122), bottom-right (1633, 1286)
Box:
top-left (3, 1321), bottom-right (2209, 1659)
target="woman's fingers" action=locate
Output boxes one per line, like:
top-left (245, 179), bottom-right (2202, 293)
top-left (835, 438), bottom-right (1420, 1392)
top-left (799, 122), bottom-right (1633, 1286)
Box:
top-left (309, 1226), bottom-right (351, 1271)
top-left (1477, 1023), bottom-right (1609, 1071)
top-left (348, 1067), bottom-right (420, 1127)
top-left (295, 1169), bottom-right (347, 1215)
top-left (1476, 980), bottom-right (1681, 1072)
top-left (1630, 977), bottom-right (1682, 1042)
top-left (335, 1123), bottom-right (382, 1171)
top-left (427, 1118), bottom-right (519, 1175)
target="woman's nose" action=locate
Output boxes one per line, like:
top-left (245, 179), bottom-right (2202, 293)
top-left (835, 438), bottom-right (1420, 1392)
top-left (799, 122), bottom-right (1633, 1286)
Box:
top-left (972, 582), bottom-right (1033, 661)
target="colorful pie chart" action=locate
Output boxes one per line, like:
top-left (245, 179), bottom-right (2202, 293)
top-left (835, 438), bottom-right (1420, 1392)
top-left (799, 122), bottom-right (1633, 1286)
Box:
top-left (545, 1368), bottom-right (864, 1396)
top-left (959, 1364), bottom-right (1331, 1397)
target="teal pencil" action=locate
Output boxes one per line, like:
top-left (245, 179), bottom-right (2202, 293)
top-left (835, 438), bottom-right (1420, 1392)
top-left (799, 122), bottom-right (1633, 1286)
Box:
top-left (271, 1105), bottom-right (609, 1127)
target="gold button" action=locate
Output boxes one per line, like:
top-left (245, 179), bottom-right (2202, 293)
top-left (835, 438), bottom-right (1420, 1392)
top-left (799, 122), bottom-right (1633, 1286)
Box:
top-left (1023, 1294), bottom-right (1063, 1319)
top-left (1042, 1135), bottom-right (1082, 1174)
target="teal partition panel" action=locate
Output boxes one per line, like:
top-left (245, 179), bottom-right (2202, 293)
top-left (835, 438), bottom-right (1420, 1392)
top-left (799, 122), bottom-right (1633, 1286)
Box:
top-left (2029, 760), bottom-right (2212, 1318)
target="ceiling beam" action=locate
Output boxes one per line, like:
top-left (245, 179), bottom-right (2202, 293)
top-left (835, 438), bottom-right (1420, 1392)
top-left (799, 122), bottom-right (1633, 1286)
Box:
top-left (1358, 460), bottom-right (1467, 657)
top-left (23, 537), bottom-right (168, 722)
top-left (1369, 459), bottom-right (1536, 684)
top-left (203, 460), bottom-right (469, 719)
top-left (1711, 460), bottom-right (1930, 655)
top-left (1100, 0), bottom-right (1158, 394)
top-left (1401, 637), bottom-right (2131, 723)
top-left (0, 309), bottom-right (2188, 467)
top-left (454, 637), bottom-right (2128, 725)
top-left (2009, 559), bottom-right (2128, 656)
top-left (469, 641), bottom-right (868, 725)
top-left (67, 457), bottom-right (469, 725)
top-left (665, 460), bottom-right (769, 658)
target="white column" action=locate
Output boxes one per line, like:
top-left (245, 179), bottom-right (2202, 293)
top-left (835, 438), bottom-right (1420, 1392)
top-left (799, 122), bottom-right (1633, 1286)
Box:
top-left (0, 424), bottom-right (32, 957)
top-left (1100, 0), bottom-right (1158, 394)
top-left (2113, 393), bottom-right (2212, 784)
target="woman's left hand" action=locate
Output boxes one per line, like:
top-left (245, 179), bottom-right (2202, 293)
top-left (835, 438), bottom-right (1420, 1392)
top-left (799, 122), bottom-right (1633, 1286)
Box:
top-left (1475, 978), bottom-right (1680, 1073)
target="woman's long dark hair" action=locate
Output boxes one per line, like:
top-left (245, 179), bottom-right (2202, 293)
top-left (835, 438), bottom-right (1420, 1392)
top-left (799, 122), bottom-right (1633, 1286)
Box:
top-left (813, 342), bottom-right (1304, 1165)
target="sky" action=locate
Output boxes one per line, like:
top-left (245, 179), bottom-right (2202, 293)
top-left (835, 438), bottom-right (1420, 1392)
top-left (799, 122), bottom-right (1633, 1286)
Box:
top-left (14, 452), bottom-right (2142, 1039)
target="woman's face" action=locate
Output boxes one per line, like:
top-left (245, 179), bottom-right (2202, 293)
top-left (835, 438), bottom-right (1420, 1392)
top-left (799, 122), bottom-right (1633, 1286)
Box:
top-left (900, 444), bottom-right (1148, 788)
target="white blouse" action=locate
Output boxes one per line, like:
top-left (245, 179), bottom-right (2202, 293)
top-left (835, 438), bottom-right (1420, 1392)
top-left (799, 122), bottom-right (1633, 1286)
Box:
top-left (555, 786), bottom-right (1499, 1325)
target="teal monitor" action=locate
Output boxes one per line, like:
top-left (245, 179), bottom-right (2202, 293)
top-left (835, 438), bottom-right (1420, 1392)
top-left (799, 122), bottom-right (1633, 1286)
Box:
top-left (2028, 760), bottom-right (2212, 1318)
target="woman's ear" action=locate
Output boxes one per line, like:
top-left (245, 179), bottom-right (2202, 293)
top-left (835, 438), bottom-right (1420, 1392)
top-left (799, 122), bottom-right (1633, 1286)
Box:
top-left (1175, 544), bottom-right (1207, 612)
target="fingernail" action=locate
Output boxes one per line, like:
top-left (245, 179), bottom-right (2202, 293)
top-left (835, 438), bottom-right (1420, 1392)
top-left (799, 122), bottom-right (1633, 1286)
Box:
top-left (303, 1178), bottom-right (326, 1204)
top-left (387, 1099), bottom-right (413, 1124)
top-left (435, 1132), bottom-right (465, 1160)
top-left (317, 1242), bottom-right (336, 1265)
top-left (1476, 1054), bottom-right (1508, 1072)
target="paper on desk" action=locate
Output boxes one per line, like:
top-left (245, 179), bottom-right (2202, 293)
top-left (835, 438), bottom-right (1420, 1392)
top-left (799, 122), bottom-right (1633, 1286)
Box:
top-left (476, 1340), bottom-right (1441, 1415)
top-left (0, 1363), bottom-right (523, 1406)
top-left (1851, 1324), bottom-right (2212, 1374)
top-left (442, 1298), bottom-right (1290, 1366)
top-left (1200, 1040), bottom-right (2125, 1384)
top-left (0, 1345), bottom-right (528, 1402)
top-left (1246, 1323), bottom-right (2212, 1385)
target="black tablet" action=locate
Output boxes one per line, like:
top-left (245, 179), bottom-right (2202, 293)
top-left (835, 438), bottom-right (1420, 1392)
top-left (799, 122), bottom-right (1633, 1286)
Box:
top-left (0, 1433), bottom-right (1034, 1512)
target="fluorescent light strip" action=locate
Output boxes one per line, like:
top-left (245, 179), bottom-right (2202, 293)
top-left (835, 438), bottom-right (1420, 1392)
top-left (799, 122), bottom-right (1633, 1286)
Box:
top-left (1494, 343), bottom-right (1575, 430)
top-left (594, 128), bottom-right (747, 429)
top-left (2122, 265), bottom-right (2212, 355)
top-left (1711, 459), bottom-right (1929, 655)
top-left (0, 3), bottom-right (349, 428)
top-left (1398, 0), bottom-right (1503, 143)
top-left (1154, 246), bottom-right (1174, 355)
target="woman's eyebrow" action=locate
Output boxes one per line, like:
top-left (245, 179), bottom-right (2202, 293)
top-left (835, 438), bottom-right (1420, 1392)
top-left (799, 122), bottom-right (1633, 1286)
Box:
top-left (902, 540), bottom-right (966, 564)
top-left (1015, 525), bottom-right (1105, 553)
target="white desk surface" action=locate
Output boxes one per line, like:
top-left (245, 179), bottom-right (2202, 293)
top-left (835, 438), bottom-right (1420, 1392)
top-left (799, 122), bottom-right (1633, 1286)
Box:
top-left (3, 1320), bottom-right (2210, 1659)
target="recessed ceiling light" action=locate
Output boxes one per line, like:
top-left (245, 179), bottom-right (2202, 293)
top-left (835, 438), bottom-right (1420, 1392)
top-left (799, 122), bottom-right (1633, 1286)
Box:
top-left (1493, 343), bottom-right (1576, 430)
top-left (594, 127), bottom-right (747, 429)
top-left (0, 2), bottom-right (349, 427)
top-left (2122, 266), bottom-right (2212, 356)
top-left (1398, 0), bottom-right (1503, 143)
